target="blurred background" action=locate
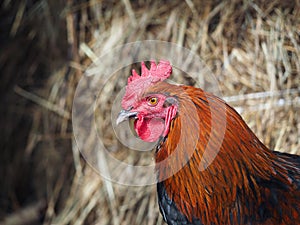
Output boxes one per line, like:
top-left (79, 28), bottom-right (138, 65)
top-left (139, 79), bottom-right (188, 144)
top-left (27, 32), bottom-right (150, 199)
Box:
top-left (1, 0), bottom-right (299, 224)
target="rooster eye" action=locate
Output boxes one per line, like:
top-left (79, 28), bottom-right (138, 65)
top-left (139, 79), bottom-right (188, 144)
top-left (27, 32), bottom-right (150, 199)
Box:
top-left (147, 97), bottom-right (158, 106)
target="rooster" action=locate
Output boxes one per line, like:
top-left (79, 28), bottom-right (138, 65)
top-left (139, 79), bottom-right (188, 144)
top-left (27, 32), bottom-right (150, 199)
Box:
top-left (116, 60), bottom-right (300, 225)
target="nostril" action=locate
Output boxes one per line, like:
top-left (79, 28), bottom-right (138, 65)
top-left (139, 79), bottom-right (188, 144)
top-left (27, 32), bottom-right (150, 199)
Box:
top-left (116, 110), bottom-right (138, 125)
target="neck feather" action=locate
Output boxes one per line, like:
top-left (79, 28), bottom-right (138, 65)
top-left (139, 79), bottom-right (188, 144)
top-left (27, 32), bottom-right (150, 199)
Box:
top-left (155, 85), bottom-right (278, 223)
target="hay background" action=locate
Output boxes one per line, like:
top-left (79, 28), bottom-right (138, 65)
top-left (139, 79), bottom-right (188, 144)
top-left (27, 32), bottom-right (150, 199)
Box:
top-left (1, 0), bottom-right (299, 225)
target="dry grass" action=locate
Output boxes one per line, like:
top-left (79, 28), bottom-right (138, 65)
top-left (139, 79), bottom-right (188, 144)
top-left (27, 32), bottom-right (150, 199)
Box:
top-left (1, 0), bottom-right (299, 225)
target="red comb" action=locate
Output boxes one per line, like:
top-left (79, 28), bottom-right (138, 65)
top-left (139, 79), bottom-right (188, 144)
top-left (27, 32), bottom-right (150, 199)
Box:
top-left (121, 60), bottom-right (172, 109)
top-left (129, 60), bottom-right (172, 83)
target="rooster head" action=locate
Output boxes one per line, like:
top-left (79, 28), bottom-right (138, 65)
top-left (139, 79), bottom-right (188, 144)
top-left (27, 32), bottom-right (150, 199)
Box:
top-left (116, 60), bottom-right (178, 142)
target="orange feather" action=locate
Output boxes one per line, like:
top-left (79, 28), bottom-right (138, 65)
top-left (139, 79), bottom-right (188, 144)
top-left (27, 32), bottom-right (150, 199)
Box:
top-left (148, 82), bottom-right (300, 225)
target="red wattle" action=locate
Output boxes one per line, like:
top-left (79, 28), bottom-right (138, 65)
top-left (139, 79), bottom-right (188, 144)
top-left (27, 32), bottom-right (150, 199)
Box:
top-left (135, 118), bottom-right (165, 142)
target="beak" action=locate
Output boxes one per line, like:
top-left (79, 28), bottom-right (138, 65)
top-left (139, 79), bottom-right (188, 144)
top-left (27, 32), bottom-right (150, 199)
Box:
top-left (116, 110), bottom-right (138, 125)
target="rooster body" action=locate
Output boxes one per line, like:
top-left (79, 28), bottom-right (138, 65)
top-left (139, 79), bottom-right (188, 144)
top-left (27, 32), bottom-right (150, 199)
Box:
top-left (117, 61), bottom-right (300, 225)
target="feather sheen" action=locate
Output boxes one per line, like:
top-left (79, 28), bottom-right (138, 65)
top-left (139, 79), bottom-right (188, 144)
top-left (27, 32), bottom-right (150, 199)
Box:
top-left (148, 83), bottom-right (300, 225)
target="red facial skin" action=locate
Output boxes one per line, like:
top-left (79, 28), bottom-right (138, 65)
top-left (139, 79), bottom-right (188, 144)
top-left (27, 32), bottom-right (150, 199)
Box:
top-left (131, 94), bottom-right (178, 142)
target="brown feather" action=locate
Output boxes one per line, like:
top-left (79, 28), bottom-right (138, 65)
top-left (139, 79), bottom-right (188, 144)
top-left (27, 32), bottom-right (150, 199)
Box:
top-left (147, 83), bottom-right (300, 224)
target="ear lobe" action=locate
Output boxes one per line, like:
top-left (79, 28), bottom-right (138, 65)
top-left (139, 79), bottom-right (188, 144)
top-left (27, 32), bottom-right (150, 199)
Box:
top-left (162, 104), bottom-right (178, 137)
top-left (163, 97), bottom-right (178, 107)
